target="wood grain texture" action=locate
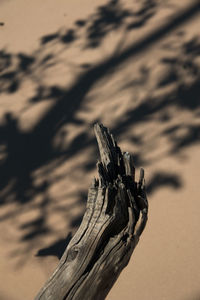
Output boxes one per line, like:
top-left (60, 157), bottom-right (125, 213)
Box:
top-left (35, 123), bottom-right (148, 300)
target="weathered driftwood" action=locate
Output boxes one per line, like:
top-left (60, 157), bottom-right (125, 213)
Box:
top-left (35, 123), bottom-right (148, 300)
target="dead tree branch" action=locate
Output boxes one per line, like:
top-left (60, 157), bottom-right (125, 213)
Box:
top-left (35, 123), bottom-right (148, 300)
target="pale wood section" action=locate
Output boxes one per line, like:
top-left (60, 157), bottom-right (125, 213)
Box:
top-left (35, 124), bottom-right (148, 300)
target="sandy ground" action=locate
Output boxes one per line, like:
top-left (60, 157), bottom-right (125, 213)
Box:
top-left (0, 0), bottom-right (200, 299)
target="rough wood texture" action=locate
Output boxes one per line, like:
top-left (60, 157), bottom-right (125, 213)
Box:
top-left (35, 123), bottom-right (148, 300)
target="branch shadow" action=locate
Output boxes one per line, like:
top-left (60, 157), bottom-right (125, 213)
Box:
top-left (146, 171), bottom-right (182, 195)
top-left (36, 233), bottom-right (72, 259)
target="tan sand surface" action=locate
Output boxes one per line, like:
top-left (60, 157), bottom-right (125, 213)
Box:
top-left (0, 0), bottom-right (200, 299)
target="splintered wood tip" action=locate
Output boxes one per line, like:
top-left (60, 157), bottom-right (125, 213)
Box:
top-left (94, 123), bottom-right (115, 166)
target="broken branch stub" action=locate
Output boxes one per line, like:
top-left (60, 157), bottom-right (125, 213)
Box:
top-left (35, 123), bottom-right (148, 300)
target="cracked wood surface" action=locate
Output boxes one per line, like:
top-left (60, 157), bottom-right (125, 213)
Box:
top-left (35, 123), bottom-right (148, 300)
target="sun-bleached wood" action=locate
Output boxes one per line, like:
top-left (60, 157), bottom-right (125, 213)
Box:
top-left (35, 123), bottom-right (148, 300)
